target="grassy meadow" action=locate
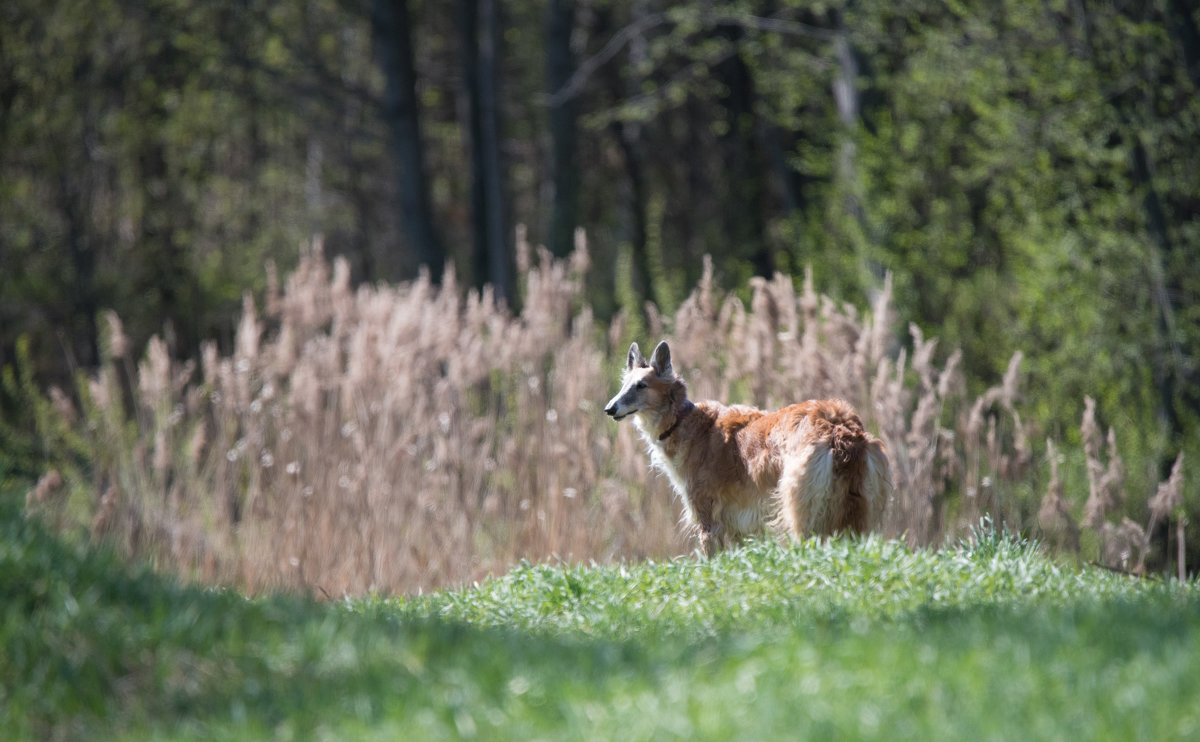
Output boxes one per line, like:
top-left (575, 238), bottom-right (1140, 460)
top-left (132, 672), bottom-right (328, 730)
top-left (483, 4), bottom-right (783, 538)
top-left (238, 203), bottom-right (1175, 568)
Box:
top-left (5, 493), bottom-right (1197, 741)
top-left (9, 239), bottom-right (1197, 740)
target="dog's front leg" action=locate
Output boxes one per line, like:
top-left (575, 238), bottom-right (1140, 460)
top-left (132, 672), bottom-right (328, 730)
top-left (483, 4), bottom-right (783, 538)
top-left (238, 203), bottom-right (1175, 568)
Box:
top-left (689, 490), bottom-right (724, 557)
top-left (697, 523), bottom-right (724, 557)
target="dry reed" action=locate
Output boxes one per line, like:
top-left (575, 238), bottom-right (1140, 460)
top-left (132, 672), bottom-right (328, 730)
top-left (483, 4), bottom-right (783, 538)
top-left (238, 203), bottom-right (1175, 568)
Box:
top-left (27, 233), bottom-right (1187, 594)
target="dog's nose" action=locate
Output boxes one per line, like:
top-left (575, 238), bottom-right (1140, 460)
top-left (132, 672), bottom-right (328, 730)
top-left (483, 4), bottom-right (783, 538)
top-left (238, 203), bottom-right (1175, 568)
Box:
top-left (604, 403), bottom-right (618, 417)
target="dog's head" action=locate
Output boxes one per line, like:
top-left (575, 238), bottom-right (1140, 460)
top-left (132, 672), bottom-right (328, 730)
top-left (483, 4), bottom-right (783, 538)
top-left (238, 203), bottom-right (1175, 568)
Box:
top-left (605, 340), bottom-right (678, 421)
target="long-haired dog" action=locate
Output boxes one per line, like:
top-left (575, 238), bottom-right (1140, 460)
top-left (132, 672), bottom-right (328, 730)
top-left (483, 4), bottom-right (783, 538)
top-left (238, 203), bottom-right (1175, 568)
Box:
top-left (605, 340), bottom-right (890, 555)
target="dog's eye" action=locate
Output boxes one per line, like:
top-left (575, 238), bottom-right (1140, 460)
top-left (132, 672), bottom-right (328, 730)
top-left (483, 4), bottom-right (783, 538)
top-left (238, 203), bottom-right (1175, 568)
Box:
top-left (636, 381), bottom-right (647, 390)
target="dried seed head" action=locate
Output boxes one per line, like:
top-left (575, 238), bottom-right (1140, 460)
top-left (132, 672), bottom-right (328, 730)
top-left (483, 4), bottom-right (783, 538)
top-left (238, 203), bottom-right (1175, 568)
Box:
top-left (236, 293), bottom-right (260, 362)
top-left (1038, 439), bottom-right (1079, 552)
top-left (138, 337), bottom-right (171, 408)
top-left (188, 421), bottom-right (208, 471)
top-left (153, 429), bottom-right (170, 477)
top-left (104, 311), bottom-right (130, 360)
top-left (1149, 453), bottom-right (1185, 523)
top-left (26, 469), bottom-right (64, 508)
top-left (49, 386), bottom-right (76, 423)
top-left (91, 486), bottom-right (117, 535)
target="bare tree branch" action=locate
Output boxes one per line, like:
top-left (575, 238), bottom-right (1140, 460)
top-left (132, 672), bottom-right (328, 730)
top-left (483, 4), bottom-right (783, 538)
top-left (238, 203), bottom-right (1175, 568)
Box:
top-left (550, 11), bottom-right (670, 106)
top-left (550, 11), bottom-right (838, 106)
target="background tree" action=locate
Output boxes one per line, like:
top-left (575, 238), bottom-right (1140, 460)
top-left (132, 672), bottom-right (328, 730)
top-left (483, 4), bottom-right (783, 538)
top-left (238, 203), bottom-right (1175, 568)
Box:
top-left (545, 0), bottom-right (580, 260)
top-left (372, 0), bottom-right (446, 281)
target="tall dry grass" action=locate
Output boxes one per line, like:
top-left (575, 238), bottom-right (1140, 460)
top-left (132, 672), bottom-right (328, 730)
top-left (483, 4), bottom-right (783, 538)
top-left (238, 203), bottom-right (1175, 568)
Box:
top-left (27, 232), bottom-right (1186, 594)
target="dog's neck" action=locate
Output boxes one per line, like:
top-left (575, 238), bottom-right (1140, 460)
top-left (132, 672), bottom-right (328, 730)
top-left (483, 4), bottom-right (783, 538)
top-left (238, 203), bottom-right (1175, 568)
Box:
top-left (656, 399), bottom-right (696, 441)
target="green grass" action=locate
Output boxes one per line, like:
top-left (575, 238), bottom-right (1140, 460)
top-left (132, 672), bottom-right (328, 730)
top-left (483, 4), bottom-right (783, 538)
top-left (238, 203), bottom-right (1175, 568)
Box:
top-left (3, 500), bottom-right (1198, 741)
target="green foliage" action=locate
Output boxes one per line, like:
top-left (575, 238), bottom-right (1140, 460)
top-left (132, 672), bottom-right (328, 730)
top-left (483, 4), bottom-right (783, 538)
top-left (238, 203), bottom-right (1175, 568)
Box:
top-left (0, 344), bottom-right (42, 487)
top-left (0, 338), bottom-right (95, 504)
top-left (6, 489), bottom-right (1198, 740)
top-left (0, 0), bottom-right (381, 374)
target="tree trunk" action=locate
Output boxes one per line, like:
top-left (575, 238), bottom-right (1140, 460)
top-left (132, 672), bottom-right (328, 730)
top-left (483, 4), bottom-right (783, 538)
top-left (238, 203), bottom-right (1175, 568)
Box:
top-left (610, 0), bottom-right (655, 307)
top-left (545, 0), bottom-right (579, 260)
top-left (139, 138), bottom-right (198, 356)
top-left (833, 26), bottom-right (871, 253)
top-left (57, 172), bottom-right (100, 370)
top-left (460, 0), bottom-right (486, 287)
top-left (711, 26), bottom-right (773, 277)
top-left (1165, 0), bottom-right (1200, 90)
top-left (478, 0), bottom-right (512, 304)
top-left (372, 0), bottom-right (445, 282)
top-left (612, 119), bottom-right (653, 308)
top-left (460, 0), bottom-right (511, 304)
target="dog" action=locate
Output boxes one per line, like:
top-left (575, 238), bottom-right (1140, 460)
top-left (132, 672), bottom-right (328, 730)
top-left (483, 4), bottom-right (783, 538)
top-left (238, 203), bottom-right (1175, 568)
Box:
top-left (605, 340), bottom-right (890, 555)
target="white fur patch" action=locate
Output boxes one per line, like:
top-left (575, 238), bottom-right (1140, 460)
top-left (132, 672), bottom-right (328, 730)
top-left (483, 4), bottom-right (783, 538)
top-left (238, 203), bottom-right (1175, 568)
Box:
top-left (776, 443), bottom-right (836, 535)
top-left (634, 416), bottom-right (698, 527)
top-left (723, 503), bottom-right (768, 536)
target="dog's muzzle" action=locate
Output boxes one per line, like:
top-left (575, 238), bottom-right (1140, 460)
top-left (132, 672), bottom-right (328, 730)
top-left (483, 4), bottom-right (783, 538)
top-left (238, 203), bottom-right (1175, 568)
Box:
top-left (604, 404), bottom-right (629, 420)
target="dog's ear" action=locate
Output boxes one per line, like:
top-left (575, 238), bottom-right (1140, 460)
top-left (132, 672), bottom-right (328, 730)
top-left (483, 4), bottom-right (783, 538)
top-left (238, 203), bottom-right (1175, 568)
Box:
top-left (627, 342), bottom-right (646, 370)
top-left (650, 340), bottom-right (674, 378)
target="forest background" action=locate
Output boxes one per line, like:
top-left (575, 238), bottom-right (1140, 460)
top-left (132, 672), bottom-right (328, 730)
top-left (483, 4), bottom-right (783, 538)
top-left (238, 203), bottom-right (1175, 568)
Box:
top-left (2, 0), bottom-right (1199, 585)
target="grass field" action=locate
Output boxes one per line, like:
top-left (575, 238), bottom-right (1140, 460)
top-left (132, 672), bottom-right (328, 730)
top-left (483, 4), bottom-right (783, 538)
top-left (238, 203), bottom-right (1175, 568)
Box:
top-left (4, 496), bottom-right (1198, 741)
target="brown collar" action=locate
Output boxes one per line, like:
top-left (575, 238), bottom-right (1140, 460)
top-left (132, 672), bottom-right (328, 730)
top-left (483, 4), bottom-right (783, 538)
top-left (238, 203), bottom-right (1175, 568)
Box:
top-left (658, 400), bottom-right (696, 441)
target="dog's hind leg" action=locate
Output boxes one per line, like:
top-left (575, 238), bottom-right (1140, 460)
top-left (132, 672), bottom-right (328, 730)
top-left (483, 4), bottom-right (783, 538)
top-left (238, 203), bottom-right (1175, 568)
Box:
top-left (861, 441), bottom-right (891, 532)
top-left (775, 442), bottom-right (835, 539)
top-left (832, 489), bottom-right (869, 535)
top-left (830, 439), bottom-right (890, 534)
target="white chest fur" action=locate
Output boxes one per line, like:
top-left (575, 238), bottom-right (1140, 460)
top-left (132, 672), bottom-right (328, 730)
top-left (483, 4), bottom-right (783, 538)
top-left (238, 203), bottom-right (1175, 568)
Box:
top-left (633, 417), bottom-right (698, 526)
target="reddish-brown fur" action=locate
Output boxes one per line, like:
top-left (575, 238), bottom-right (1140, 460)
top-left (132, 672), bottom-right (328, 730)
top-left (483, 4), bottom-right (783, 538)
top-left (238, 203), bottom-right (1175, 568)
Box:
top-left (606, 341), bottom-right (890, 555)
